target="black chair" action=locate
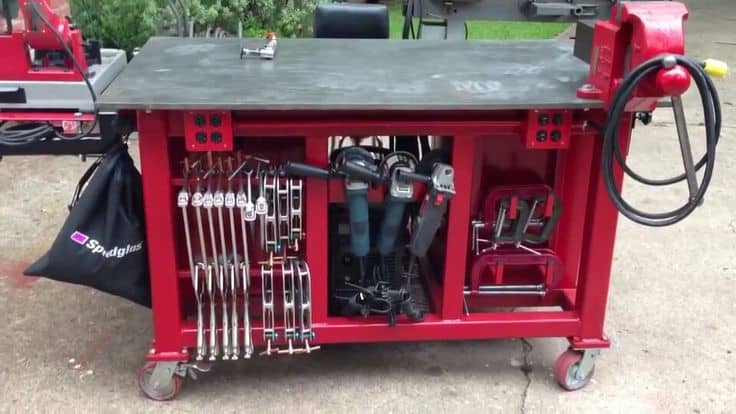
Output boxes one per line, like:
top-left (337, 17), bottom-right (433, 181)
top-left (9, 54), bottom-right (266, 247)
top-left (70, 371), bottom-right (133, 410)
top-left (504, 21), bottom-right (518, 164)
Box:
top-left (314, 3), bottom-right (429, 157)
top-left (313, 3), bottom-right (389, 39)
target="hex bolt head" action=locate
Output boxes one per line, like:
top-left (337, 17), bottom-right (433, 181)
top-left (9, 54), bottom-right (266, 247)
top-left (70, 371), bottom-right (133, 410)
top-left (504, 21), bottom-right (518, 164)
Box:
top-left (536, 130), bottom-right (548, 142)
top-left (211, 132), bottom-right (223, 143)
top-left (210, 114), bottom-right (222, 127)
top-left (551, 130), bottom-right (562, 142)
top-left (195, 132), bottom-right (207, 143)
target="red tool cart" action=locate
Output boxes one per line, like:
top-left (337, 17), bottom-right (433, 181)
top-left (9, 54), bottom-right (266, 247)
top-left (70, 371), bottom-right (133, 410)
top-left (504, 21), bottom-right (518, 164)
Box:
top-left (94, 2), bottom-right (724, 400)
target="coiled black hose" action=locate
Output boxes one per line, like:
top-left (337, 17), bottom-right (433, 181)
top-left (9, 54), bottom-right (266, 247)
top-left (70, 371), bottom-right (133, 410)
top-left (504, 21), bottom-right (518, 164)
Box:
top-left (602, 55), bottom-right (722, 227)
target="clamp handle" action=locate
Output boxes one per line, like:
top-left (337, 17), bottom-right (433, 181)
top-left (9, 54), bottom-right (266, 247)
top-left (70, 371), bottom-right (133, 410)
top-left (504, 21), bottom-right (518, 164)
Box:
top-left (523, 195), bottom-right (562, 244)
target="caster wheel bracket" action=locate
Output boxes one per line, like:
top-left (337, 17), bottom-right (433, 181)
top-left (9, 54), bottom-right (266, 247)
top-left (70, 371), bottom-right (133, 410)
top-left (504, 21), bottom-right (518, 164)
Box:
top-left (150, 362), bottom-right (180, 390)
top-left (574, 349), bottom-right (600, 381)
top-left (138, 362), bottom-right (184, 401)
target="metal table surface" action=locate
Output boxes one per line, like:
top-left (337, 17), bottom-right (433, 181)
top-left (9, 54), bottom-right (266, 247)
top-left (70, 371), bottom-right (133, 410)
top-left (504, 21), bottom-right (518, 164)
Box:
top-left (98, 37), bottom-right (599, 111)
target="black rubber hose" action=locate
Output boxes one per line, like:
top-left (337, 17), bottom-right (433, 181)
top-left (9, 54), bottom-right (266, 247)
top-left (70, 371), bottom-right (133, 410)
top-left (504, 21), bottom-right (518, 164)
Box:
top-left (602, 55), bottom-right (721, 227)
top-left (28, 0), bottom-right (99, 141)
top-left (612, 59), bottom-right (722, 186)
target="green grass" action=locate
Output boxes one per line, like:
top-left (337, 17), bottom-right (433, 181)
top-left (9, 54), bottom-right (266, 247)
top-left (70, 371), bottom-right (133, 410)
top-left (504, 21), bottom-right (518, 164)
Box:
top-left (387, 2), bottom-right (570, 40)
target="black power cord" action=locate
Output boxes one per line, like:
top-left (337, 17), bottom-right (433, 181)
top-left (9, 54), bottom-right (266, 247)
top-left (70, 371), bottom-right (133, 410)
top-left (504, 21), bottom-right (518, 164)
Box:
top-left (30, 0), bottom-right (98, 140)
top-left (0, 0), bottom-right (98, 147)
top-left (602, 55), bottom-right (722, 227)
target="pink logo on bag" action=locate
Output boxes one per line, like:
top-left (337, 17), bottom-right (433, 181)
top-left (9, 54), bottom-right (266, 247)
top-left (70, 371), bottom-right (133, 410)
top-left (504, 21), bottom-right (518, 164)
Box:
top-left (70, 231), bottom-right (90, 245)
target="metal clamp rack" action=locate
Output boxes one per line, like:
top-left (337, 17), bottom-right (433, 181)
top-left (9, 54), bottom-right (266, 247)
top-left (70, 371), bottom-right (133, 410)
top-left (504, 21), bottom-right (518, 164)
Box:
top-left (175, 153), bottom-right (311, 361)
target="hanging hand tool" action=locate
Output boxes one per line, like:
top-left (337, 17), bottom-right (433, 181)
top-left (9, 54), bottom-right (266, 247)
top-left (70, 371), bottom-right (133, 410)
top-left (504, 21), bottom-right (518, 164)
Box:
top-left (255, 164), bottom-right (269, 216)
top-left (296, 259), bottom-right (316, 352)
top-left (213, 159), bottom-right (231, 359)
top-left (190, 162), bottom-right (215, 361)
top-left (407, 163), bottom-right (455, 257)
top-left (282, 260), bottom-right (297, 354)
top-left (203, 157), bottom-right (220, 360)
top-left (284, 149), bottom-right (379, 285)
top-left (244, 168), bottom-right (257, 221)
top-left (402, 162), bottom-right (456, 321)
top-left (338, 151), bottom-right (419, 284)
top-left (225, 158), bottom-right (240, 360)
top-left (261, 263), bottom-right (276, 355)
top-left (334, 148), bottom-right (380, 286)
top-left (263, 167), bottom-right (279, 253)
top-left (331, 159), bottom-right (455, 323)
top-left (204, 264), bottom-right (217, 361)
top-left (276, 168), bottom-right (291, 253)
top-left (192, 263), bottom-right (207, 360)
top-left (334, 160), bottom-right (456, 262)
top-left (289, 178), bottom-right (304, 250)
top-left (236, 161), bottom-right (254, 359)
top-left (375, 153), bottom-right (418, 258)
top-left (178, 159), bottom-right (207, 361)
top-left (228, 154), bottom-right (268, 222)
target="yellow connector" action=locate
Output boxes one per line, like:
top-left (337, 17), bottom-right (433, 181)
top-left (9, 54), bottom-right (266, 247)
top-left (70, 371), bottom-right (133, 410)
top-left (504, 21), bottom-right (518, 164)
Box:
top-left (702, 59), bottom-right (729, 78)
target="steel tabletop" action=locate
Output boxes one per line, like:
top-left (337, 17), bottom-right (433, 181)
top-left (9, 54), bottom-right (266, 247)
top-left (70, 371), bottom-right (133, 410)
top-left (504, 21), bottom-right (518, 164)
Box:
top-left (98, 37), bottom-right (599, 111)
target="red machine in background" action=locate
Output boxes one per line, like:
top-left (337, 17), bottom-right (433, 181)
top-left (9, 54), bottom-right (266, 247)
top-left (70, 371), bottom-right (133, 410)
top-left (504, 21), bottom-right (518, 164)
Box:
top-left (0, 0), bottom-right (125, 156)
top-left (0, 0), bottom-right (89, 81)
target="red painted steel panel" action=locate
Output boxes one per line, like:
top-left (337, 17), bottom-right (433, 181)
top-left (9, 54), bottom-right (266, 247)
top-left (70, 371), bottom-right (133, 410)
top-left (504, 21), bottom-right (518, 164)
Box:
top-left (138, 111), bottom-right (186, 360)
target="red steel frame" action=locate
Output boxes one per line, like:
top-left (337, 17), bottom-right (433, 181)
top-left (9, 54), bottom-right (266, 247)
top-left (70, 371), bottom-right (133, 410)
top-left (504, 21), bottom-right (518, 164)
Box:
top-left (136, 108), bottom-right (633, 362)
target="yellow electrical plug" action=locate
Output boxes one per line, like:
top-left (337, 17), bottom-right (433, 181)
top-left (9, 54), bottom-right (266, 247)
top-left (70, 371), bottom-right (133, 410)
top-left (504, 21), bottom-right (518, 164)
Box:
top-left (702, 59), bottom-right (729, 78)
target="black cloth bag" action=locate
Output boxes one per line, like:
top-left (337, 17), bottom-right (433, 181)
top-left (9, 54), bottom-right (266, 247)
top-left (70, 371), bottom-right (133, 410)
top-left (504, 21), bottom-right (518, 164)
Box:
top-left (25, 144), bottom-right (151, 306)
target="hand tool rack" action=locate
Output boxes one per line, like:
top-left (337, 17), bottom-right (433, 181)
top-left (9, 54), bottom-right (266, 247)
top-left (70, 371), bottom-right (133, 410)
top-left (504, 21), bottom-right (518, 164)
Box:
top-left (95, 2), bottom-right (720, 399)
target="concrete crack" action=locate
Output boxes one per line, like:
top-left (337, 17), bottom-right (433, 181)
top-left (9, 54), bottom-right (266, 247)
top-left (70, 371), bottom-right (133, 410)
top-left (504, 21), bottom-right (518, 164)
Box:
top-left (519, 338), bottom-right (533, 414)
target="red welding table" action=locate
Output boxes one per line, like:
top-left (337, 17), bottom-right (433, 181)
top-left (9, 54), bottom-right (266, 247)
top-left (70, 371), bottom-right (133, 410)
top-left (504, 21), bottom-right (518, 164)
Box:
top-left (98, 36), bottom-right (637, 398)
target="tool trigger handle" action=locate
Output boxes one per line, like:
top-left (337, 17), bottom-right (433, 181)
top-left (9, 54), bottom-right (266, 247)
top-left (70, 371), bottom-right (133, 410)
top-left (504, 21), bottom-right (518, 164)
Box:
top-left (396, 169), bottom-right (431, 184)
top-left (283, 161), bottom-right (331, 179)
top-left (338, 160), bottom-right (383, 184)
